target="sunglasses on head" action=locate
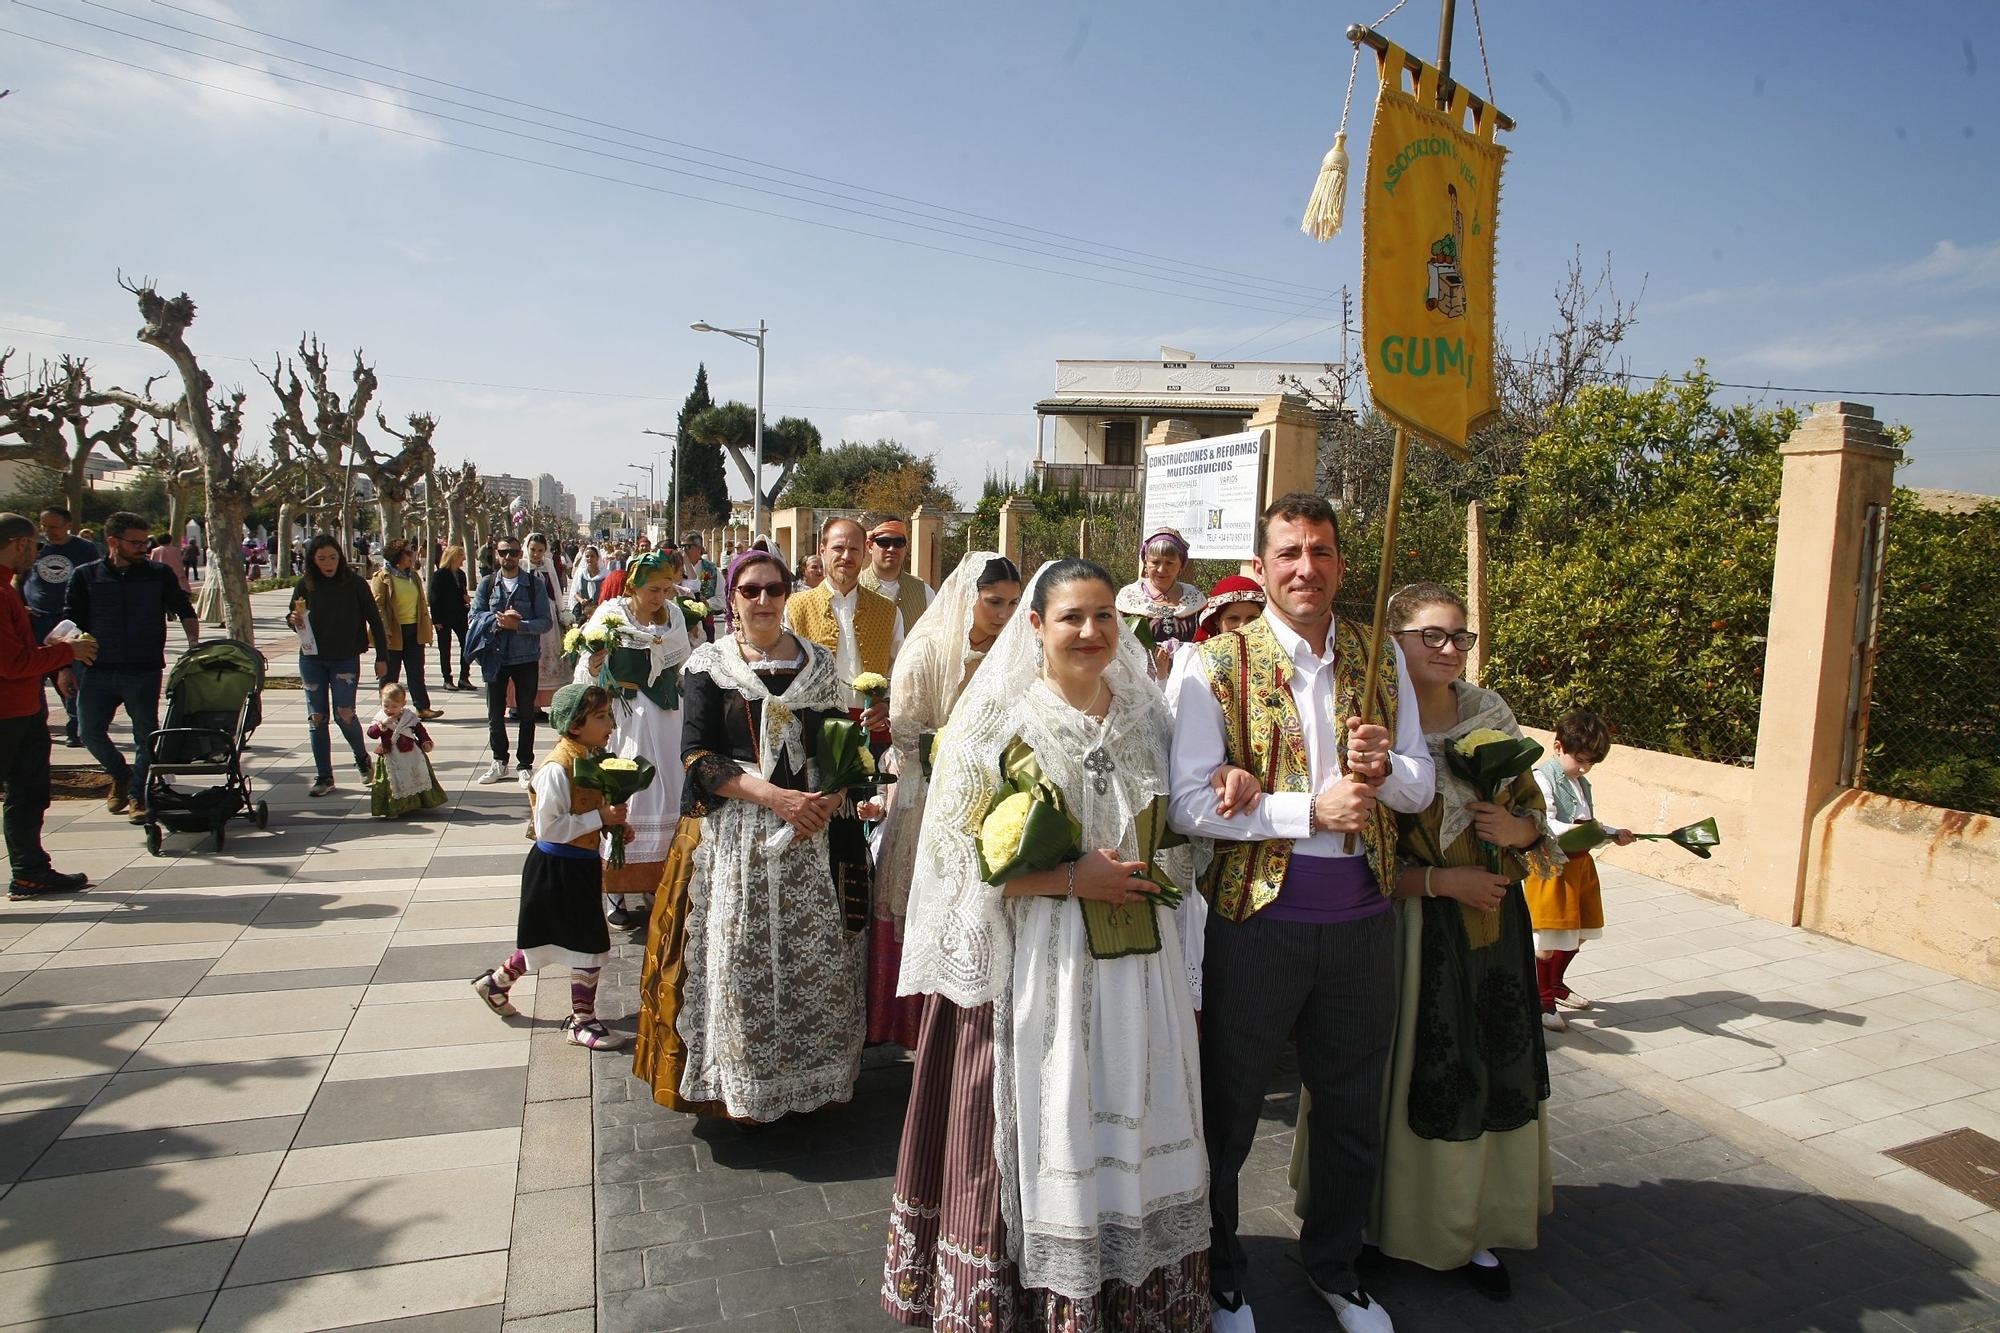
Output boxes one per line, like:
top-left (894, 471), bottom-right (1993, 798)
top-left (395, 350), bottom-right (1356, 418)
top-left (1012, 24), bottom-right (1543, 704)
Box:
top-left (734, 581), bottom-right (786, 602)
top-left (872, 536), bottom-right (907, 549)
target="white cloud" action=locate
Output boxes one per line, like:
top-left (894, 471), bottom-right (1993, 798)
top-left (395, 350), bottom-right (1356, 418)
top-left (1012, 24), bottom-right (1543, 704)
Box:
top-left (1736, 315), bottom-right (2000, 373)
top-left (1657, 236), bottom-right (2000, 313)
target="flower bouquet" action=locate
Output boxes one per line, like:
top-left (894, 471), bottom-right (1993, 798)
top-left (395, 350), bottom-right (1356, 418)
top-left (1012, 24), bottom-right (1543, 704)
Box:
top-left (851, 671), bottom-right (889, 707)
top-left (678, 598), bottom-right (710, 629)
top-left (1445, 728), bottom-right (1545, 875)
top-left (572, 753), bottom-right (656, 868)
top-left (560, 614), bottom-right (623, 670)
top-left (763, 716), bottom-right (898, 851)
top-left (1558, 815), bottom-right (1721, 860)
top-left (977, 774), bottom-right (1180, 910)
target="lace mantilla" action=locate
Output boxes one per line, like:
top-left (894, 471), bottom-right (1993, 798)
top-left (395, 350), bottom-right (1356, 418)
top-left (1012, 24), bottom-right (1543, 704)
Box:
top-left (685, 635), bottom-right (840, 782)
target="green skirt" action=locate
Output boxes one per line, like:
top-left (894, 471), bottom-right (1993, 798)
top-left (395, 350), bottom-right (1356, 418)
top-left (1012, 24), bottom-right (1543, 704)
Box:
top-left (371, 756), bottom-right (447, 819)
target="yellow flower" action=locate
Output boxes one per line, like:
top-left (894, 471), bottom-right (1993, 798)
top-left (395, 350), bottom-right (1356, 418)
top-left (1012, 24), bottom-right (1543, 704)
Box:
top-left (562, 628), bottom-right (585, 655)
top-left (851, 672), bottom-right (890, 698)
top-left (857, 745), bottom-right (877, 775)
top-left (599, 758), bottom-right (639, 772)
top-left (1454, 728), bottom-right (1513, 757)
top-left (979, 791), bottom-right (1035, 872)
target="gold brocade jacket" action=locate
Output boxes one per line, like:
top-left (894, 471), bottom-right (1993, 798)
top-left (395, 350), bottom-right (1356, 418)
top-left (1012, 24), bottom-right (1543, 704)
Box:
top-left (1197, 615), bottom-right (1400, 922)
top-left (785, 583), bottom-right (897, 679)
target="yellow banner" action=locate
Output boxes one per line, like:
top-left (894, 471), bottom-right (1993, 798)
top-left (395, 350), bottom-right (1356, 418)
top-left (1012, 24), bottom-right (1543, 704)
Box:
top-left (1362, 44), bottom-right (1507, 459)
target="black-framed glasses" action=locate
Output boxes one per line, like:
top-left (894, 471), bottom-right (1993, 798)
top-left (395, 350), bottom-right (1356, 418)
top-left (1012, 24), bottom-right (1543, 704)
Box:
top-left (735, 581), bottom-right (787, 602)
top-left (1394, 627), bottom-right (1478, 651)
top-left (871, 536), bottom-right (907, 549)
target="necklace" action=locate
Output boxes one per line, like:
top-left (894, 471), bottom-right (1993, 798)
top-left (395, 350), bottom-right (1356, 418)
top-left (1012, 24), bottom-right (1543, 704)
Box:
top-left (1058, 679), bottom-right (1116, 795)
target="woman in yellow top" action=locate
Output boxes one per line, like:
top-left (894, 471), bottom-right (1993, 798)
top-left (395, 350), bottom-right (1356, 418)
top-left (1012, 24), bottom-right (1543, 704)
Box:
top-left (370, 539), bottom-right (440, 720)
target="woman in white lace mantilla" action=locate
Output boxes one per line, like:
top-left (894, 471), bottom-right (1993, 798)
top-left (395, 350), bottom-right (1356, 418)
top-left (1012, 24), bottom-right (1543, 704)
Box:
top-left (629, 549), bottom-right (866, 1122)
top-left (882, 558), bottom-right (1219, 1332)
top-left (866, 551), bottom-right (1023, 1050)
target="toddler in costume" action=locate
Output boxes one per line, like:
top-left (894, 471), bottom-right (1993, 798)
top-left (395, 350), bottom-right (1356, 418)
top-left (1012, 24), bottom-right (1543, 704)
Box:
top-left (471, 683), bottom-right (631, 1050)
top-left (1523, 709), bottom-right (1634, 1031)
top-left (367, 682), bottom-right (446, 819)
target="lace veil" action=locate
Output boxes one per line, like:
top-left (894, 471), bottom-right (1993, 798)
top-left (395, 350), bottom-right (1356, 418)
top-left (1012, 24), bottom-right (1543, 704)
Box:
top-left (897, 561), bottom-right (1168, 1007)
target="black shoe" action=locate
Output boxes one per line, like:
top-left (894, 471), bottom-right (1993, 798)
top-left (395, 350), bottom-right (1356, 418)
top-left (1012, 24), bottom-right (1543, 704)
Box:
top-left (533, 709), bottom-right (550, 723)
top-left (507, 710), bottom-right (520, 722)
top-left (457, 677), bottom-right (472, 691)
top-left (64, 732), bottom-right (81, 748)
top-left (11, 867), bottom-right (89, 898)
top-left (1462, 1254), bottom-right (1511, 1300)
top-left (606, 906), bottom-right (636, 930)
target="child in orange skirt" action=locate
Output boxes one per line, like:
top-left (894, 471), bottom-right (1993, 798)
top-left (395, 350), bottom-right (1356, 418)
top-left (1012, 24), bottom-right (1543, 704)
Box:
top-left (1523, 710), bottom-right (1633, 1032)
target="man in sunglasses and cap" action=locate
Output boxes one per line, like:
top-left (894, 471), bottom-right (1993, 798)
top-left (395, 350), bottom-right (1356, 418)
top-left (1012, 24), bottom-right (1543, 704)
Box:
top-left (856, 517), bottom-right (931, 634)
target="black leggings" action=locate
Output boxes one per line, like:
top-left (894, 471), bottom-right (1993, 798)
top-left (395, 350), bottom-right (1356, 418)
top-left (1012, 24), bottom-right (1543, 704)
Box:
top-left (435, 621), bottom-right (469, 681)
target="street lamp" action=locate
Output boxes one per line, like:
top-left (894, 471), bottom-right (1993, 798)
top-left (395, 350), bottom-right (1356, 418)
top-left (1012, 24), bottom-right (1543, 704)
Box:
top-left (639, 430), bottom-right (676, 537)
top-left (690, 319), bottom-right (766, 539)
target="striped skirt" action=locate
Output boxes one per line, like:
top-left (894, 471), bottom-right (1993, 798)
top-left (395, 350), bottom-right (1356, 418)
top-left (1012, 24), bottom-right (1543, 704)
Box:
top-left (881, 996), bottom-right (1209, 1332)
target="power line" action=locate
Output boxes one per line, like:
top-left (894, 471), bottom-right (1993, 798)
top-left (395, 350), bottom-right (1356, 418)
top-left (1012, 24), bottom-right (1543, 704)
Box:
top-left (20, 2), bottom-right (1336, 314)
top-left (139, 0), bottom-right (1333, 302)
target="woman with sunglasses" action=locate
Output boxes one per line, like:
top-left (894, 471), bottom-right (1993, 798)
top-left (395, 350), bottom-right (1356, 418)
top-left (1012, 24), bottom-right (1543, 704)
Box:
top-left (632, 550), bottom-right (867, 1121)
top-left (1290, 581), bottom-right (1560, 1304)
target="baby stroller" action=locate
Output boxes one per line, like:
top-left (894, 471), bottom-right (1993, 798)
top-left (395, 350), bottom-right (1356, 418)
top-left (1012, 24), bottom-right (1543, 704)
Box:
top-left (141, 638), bottom-right (269, 855)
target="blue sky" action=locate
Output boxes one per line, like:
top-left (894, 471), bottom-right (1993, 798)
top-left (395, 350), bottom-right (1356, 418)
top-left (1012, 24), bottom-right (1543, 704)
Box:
top-left (3, 0), bottom-right (1994, 514)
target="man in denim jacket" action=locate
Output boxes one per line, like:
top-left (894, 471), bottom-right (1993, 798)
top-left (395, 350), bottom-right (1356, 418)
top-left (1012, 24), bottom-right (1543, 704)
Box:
top-left (473, 539), bottom-right (553, 786)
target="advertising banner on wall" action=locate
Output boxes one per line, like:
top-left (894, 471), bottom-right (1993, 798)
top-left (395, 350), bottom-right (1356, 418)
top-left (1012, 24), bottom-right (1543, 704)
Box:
top-left (1141, 429), bottom-right (1267, 560)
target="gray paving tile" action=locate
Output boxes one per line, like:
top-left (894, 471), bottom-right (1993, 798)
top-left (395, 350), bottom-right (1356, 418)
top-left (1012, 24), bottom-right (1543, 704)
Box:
top-left (294, 1065), bottom-right (528, 1148)
top-left (0, 1103), bottom-right (82, 1183)
top-left (373, 941), bottom-right (518, 986)
top-left (599, 1280), bottom-right (720, 1333)
top-left (189, 965), bottom-right (381, 997)
top-left (0, 959), bottom-right (214, 1011)
top-left (18, 1292), bottom-right (215, 1330)
top-left (325, 1306), bottom-right (503, 1332)
top-left (25, 1114), bottom-right (301, 1179)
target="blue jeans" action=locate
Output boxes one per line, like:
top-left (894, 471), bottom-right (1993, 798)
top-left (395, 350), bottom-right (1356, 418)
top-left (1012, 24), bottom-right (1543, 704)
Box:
top-left (301, 654), bottom-right (369, 782)
top-left (76, 666), bottom-right (162, 800)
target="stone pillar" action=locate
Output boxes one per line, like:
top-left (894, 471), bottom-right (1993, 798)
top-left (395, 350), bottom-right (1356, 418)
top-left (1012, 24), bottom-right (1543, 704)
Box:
top-left (1741, 403), bottom-right (1902, 925)
top-left (1465, 500), bottom-right (1490, 685)
top-left (1143, 418), bottom-right (1200, 449)
top-left (1245, 394), bottom-right (1320, 507)
top-left (910, 506), bottom-right (943, 587)
top-left (997, 494), bottom-right (1035, 570)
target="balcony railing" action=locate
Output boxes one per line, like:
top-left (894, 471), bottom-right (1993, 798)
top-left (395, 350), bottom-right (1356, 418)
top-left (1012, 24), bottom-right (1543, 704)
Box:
top-left (1033, 461), bottom-right (1138, 493)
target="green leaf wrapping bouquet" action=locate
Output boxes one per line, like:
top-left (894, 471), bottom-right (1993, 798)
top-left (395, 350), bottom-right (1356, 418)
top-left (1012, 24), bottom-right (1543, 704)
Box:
top-left (976, 771), bottom-right (1181, 912)
top-left (1558, 815), bottom-right (1721, 860)
top-left (571, 753), bottom-right (656, 869)
top-left (1443, 728), bottom-right (1545, 877)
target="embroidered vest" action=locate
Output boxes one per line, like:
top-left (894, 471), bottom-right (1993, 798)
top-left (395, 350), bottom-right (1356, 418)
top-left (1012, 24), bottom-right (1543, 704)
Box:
top-left (860, 567), bottom-right (931, 634)
top-left (526, 737), bottom-right (606, 851)
top-left (1199, 616), bottom-right (1400, 923)
top-left (785, 583), bottom-right (896, 677)
top-left (1535, 756), bottom-right (1589, 825)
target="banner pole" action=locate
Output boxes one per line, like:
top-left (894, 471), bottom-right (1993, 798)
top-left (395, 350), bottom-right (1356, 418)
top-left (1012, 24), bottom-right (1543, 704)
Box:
top-left (1344, 424), bottom-right (1411, 853)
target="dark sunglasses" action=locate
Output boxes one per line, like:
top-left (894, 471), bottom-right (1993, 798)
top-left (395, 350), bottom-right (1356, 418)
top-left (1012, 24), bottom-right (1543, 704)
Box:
top-left (496, 548), bottom-right (521, 558)
top-left (871, 536), bottom-right (907, 549)
top-left (734, 581), bottom-right (787, 602)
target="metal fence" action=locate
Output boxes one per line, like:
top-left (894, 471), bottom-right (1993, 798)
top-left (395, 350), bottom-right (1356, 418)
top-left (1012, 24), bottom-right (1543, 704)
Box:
top-left (1854, 497), bottom-right (2000, 816)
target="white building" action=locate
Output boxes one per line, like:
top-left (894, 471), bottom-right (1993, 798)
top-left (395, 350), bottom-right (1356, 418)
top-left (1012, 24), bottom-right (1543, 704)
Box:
top-left (483, 473), bottom-right (532, 505)
top-left (1034, 352), bottom-right (1340, 494)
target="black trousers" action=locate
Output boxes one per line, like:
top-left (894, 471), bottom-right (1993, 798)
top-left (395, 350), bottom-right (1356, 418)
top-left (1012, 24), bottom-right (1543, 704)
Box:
top-left (378, 625), bottom-right (431, 710)
top-left (0, 709), bottom-right (54, 877)
top-left (1201, 906), bottom-right (1397, 1297)
top-left (435, 622), bottom-right (468, 682)
top-left (486, 660), bottom-right (539, 767)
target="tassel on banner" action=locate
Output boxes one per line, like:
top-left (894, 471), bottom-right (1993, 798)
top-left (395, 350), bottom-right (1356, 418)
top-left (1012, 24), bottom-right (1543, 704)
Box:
top-left (1299, 131), bottom-right (1350, 242)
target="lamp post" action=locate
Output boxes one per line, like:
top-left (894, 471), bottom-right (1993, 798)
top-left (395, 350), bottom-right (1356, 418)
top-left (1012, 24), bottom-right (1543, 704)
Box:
top-left (639, 431), bottom-right (676, 537)
top-left (689, 319), bottom-right (766, 538)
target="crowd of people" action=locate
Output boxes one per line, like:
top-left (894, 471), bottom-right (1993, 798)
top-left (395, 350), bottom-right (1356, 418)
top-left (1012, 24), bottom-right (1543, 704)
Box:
top-left (0, 493), bottom-right (1622, 1332)
top-left (458, 494), bottom-right (1614, 1333)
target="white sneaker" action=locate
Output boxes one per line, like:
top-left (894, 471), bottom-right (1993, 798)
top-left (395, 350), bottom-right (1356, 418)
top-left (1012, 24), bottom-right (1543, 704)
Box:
top-left (1541, 1010), bottom-right (1570, 1032)
top-left (1211, 1295), bottom-right (1256, 1333)
top-left (1309, 1281), bottom-right (1393, 1333)
top-left (476, 760), bottom-right (509, 785)
top-left (516, 766), bottom-right (533, 788)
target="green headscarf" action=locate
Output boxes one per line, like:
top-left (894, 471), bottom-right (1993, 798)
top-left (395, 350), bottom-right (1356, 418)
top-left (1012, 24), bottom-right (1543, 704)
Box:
top-left (626, 551), bottom-right (675, 588)
top-left (549, 683), bottom-right (593, 738)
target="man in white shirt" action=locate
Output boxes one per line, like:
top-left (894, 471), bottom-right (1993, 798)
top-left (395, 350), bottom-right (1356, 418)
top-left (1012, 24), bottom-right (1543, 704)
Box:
top-left (783, 517), bottom-right (900, 730)
top-left (1167, 493), bottom-right (1435, 1333)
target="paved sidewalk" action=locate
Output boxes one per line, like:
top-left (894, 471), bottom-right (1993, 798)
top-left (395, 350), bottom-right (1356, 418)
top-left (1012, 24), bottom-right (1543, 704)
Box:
top-left (596, 870), bottom-right (2000, 1332)
top-left (0, 590), bottom-right (581, 1331)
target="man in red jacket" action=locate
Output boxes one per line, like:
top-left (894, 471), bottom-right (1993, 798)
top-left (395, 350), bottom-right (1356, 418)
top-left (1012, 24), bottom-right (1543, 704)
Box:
top-left (0, 512), bottom-right (97, 898)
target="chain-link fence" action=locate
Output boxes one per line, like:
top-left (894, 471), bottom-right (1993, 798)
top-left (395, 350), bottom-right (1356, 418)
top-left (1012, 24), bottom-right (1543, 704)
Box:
top-left (1856, 495), bottom-right (2000, 816)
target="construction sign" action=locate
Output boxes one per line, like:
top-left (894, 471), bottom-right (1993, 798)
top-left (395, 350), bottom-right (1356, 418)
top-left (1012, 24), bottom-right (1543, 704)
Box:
top-left (1362, 42), bottom-right (1506, 459)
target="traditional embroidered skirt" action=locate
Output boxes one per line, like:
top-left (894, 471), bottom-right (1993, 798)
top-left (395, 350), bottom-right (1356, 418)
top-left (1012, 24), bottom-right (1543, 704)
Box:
top-left (516, 844), bottom-right (611, 970)
top-left (632, 817), bottom-right (729, 1116)
top-left (1523, 849), bottom-right (1604, 944)
top-left (370, 752), bottom-right (446, 819)
top-left (883, 995), bottom-right (1210, 1332)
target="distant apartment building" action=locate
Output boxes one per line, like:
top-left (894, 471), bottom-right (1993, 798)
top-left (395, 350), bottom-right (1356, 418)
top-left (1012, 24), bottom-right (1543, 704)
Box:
top-left (483, 473), bottom-right (532, 504)
top-left (1034, 351), bottom-right (1340, 494)
top-left (532, 473), bottom-right (578, 523)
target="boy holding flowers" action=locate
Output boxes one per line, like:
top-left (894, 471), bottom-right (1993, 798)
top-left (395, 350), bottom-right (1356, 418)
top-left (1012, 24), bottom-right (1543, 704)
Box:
top-left (1524, 709), bottom-right (1633, 1030)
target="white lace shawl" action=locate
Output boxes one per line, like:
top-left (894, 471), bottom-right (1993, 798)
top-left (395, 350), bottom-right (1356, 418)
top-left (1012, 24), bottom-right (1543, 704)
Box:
top-left (1114, 578), bottom-right (1205, 621)
top-left (897, 564), bottom-right (1170, 1007)
top-left (682, 634), bottom-right (841, 782)
top-left (577, 596), bottom-right (691, 690)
